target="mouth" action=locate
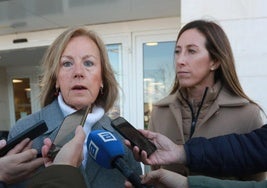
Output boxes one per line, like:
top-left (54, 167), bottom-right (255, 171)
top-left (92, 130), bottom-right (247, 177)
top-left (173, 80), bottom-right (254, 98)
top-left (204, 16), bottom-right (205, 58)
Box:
top-left (72, 85), bottom-right (87, 90)
top-left (177, 71), bottom-right (190, 77)
top-left (177, 71), bottom-right (189, 74)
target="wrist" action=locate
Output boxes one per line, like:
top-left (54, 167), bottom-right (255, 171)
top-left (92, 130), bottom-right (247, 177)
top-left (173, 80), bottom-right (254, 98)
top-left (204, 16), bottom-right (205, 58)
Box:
top-left (175, 145), bottom-right (187, 164)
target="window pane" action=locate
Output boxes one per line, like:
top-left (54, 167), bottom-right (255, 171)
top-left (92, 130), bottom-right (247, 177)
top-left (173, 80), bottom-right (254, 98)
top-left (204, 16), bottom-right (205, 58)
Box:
top-left (143, 41), bottom-right (176, 129)
top-left (12, 78), bottom-right (32, 121)
top-left (106, 44), bottom-right (122, 118)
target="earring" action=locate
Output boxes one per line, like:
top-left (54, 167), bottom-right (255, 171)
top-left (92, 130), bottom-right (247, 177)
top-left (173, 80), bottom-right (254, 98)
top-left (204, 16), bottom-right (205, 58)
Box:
top-left (100, 83), bottom-right (104, 95)
top-left (54, 87), bottom-right (59, 96)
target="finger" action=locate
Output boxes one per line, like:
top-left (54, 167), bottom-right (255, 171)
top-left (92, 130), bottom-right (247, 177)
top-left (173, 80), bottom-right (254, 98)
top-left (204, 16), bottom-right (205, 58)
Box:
top-left (124, 139), bottom-right (132, 148)
top-left (43, 137), bottom-right (52, 147)
top-left (13, 157), bottom-right (44, 181)
top-left (41, 144), bottom-right (50, 158)
top-left (7, 138), bottom-right (31, 155)
top-left (22, 141), bottom-right (33, 152)
top-left (17, 149), bottom-right (38, 162)
top-left (75, 126), bottom-right (86, 142)
top-left (141, 170), bottom-right (160, 184)
top-left (0, 139), bottom-right (6, 149)
top-left (124, 180), bottom-right (134, 188)
top-left (139, 129), bottom-right (156, 140)
top-left (132, 145), bottom-right (142, 160)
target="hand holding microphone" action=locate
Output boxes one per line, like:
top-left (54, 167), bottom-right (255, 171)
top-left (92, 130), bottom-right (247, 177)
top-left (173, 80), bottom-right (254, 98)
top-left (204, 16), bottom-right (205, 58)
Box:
top-left (87, 130), bottom-right (152, 188)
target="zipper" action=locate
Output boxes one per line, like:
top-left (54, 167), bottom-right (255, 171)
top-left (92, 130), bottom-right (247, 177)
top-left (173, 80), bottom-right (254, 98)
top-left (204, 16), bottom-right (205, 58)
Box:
top-left (187, 87), bottom-right (208, 138)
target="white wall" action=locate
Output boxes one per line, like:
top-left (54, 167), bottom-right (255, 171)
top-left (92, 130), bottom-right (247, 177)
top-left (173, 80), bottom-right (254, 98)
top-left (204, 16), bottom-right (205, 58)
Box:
top-left (181, 0), bottom-right (267, 116)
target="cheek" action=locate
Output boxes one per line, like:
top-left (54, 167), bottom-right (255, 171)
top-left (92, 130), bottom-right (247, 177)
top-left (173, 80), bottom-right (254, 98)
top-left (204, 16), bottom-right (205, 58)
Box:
top-left (87, 71), bottom-right (102, 89)
top-left (57, 72), bottom-right (71, 90)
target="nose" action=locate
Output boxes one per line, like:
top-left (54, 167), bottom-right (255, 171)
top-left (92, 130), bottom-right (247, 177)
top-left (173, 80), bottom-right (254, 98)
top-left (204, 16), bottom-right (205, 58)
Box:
top-left (175, 53), bottom-right (186, 67)
top-left (73, 62), bottom-right (85, 79)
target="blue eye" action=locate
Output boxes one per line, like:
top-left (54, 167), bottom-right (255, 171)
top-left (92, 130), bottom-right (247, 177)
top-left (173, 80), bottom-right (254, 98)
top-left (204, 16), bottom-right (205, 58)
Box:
top-left (62, 61), bottom-right (73, 67)
top-left (84, 60), bottom-right (93, 67)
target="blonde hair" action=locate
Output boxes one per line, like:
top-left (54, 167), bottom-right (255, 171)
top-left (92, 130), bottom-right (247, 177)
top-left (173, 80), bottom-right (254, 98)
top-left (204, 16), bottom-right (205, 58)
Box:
top-left (39, 27), bottom-right (118, 112)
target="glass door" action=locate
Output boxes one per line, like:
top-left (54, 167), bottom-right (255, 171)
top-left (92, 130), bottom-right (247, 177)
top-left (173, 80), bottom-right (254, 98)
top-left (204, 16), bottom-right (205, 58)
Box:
top-left (12, 78), bottom-right (32, 121)
top-left (106, 43), bottom-right (123, 119)
top-left (134, 30), bottom-right (177, 130)
top-left (143, 41), bottom-right (176, 128)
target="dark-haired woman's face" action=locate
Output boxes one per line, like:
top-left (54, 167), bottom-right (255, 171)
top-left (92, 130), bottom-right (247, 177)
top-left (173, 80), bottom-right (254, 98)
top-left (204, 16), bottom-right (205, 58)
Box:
top-left (175, 29), bottom-right (216, 89)
top-left (56, 36), bottom-right (102, 110)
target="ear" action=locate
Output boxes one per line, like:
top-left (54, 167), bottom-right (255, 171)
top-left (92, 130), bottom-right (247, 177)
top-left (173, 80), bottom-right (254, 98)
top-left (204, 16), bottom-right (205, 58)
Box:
top-left (210, 60), bottom-right (220, 71)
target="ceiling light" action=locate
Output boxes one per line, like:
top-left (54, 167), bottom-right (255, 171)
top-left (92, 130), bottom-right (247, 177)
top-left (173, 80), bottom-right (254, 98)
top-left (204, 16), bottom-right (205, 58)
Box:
top-left (146, 42), bottom-right (158, 46)
top-left (12, 79), bottom-right (23, 83)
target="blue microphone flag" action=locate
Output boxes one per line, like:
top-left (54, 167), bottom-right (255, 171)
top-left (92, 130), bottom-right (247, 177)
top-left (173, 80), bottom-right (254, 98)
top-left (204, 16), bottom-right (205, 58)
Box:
top-left (87, 130), bottom-right (125, 169)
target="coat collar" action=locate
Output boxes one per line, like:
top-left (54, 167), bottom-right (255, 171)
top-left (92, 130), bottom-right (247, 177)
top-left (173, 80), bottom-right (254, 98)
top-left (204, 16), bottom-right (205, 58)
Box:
top-left (154, 85), bottom-right (249, 108)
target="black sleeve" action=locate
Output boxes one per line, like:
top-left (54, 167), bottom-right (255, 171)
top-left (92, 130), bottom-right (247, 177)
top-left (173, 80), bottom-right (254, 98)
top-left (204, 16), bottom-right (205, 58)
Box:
top-left (0, 181), bottom-right (7, 188)
top-left (184, 124), bottom-right (267, 176)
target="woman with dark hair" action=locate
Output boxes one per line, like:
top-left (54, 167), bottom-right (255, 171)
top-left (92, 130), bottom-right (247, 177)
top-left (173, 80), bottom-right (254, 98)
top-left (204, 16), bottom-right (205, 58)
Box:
top-left (148, 19), bottom-right (265, 180)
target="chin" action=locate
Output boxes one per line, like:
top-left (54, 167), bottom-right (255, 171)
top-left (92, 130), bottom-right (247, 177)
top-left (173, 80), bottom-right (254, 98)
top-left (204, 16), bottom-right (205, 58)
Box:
top-left (69, 101), bottom-right (91, 110)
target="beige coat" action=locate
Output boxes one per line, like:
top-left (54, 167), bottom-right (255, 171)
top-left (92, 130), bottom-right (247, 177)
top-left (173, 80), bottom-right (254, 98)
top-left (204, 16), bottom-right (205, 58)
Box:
top-left (148, 86), bottom-right (265, 181)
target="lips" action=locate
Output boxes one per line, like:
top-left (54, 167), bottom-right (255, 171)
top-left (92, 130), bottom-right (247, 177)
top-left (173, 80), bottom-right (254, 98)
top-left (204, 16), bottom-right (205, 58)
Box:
top-left (177, 71), bottom-right (190, 77)
top-left (177, 71), bottom-right (189, 74)
top-left (72, 85), bottom-right (87, 90)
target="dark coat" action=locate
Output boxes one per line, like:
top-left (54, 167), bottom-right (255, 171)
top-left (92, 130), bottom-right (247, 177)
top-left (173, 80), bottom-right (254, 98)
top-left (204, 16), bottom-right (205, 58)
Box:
top-left (28, 165), bottom-right (86, 188)
top-left (185, 124), bottom-right (267, 176)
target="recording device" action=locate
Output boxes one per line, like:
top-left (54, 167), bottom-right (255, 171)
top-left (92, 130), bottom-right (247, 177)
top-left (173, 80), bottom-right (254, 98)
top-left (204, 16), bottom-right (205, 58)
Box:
top-left (111, 117), bottom-right (157, 156)
top-left (48, 106), bottom-right (91, 159)
top-left (0, 120), bottom-right (48, 157)
top-left (87, 130), bottom-right (149, 188)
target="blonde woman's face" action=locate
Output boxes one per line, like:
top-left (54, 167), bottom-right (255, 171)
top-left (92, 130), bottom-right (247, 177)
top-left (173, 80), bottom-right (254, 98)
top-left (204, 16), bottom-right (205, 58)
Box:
top-left (56, 36), bottom-right (102, 110)
top-left (175, 29), bottom-right (217, 89)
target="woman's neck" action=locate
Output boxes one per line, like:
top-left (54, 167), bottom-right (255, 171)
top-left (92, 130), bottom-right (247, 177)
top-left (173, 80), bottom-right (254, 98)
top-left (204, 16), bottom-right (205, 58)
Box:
top-left (186, 85), bottom-right (212, 102)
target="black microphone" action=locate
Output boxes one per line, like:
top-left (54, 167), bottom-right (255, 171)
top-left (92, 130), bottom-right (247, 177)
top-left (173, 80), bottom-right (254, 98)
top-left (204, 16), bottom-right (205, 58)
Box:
top-left (87, 130), bottom-right (150, 188)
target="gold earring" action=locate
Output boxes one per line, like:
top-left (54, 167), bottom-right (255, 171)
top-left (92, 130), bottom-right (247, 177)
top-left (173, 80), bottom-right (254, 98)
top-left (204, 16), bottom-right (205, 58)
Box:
top-left (100, 85), bottom-right (104, 95)
top-left (54, 87), bottom-right (59, 96)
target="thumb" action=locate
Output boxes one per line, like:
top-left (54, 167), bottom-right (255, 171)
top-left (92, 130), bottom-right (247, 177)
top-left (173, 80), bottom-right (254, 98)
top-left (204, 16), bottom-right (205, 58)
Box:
top-left (75, 126), bottom-right (86, 144)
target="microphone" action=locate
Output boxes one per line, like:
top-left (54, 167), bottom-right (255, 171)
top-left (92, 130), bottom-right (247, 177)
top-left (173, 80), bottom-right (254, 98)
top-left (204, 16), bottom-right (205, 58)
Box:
top-left (87, 130), bottom-right (149, 188)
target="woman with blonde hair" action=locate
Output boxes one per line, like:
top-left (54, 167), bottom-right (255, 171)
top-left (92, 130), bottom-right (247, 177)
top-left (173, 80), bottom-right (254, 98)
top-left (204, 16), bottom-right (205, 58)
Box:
top-left (8, 26), bottom-right (141, 188)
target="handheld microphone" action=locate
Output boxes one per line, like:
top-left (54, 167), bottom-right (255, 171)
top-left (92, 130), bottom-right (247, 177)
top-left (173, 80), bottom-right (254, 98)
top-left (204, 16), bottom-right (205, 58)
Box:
top-left (87, 130), bottom-right (148, 188)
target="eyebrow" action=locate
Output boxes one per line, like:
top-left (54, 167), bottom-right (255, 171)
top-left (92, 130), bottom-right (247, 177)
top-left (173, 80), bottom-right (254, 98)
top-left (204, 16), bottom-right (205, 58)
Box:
top-left (176, 44), bottom-right (199, 48)
top-left (60, 54), bottom-right (98, 59)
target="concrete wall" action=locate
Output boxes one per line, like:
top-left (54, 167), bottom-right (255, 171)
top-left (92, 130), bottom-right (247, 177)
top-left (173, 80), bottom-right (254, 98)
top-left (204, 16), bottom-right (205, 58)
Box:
top-left (181, 0), bottom-right (267, 117)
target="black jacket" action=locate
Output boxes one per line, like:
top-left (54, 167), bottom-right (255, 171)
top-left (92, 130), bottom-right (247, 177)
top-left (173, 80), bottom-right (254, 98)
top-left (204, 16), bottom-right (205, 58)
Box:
top-left (185, 124), bottom-right (267, 176)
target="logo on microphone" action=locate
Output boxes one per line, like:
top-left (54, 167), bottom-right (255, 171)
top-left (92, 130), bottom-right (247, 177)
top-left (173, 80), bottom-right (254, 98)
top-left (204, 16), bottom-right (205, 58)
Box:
top-left (88, 141), bottom-right (99, 160)
top-left (98, 131), bottom-right (117, 142)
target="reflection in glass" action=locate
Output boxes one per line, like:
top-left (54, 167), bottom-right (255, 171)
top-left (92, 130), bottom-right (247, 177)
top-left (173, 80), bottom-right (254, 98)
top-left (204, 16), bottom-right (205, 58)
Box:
top-left (106, 44), bottom-right (122, 119)
top-left (143, 41), bottom-right (176, 128)
top-left (12, 78), bottom-right (32, 121)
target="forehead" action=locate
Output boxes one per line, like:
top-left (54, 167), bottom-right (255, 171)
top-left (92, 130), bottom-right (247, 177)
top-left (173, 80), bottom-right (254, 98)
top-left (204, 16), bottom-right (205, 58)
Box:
top-left (63, 35), bottom-right (100, 55)
top-left (177, 28), bottom-right (206, 47)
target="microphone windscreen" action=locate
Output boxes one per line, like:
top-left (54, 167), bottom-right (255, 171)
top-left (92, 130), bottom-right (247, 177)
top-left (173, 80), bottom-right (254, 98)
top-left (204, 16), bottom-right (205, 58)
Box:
top-left (87, 130), bottom-right (125, 169)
